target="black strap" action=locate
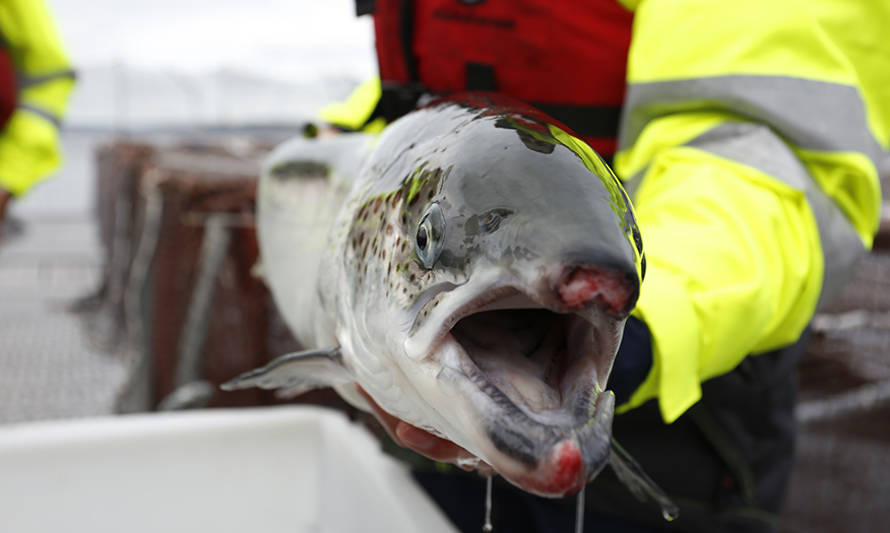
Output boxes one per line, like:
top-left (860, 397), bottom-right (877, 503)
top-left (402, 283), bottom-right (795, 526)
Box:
top-left (355, 0), bottom-right (375, 16)
top-left (530, 102), bottom-right (623, 139)
top-left (465, 62), bottom-right (496, 91)
top-left (380, 83), bottom-right (427, 122)
top-left (400, 0), bottom-right (419, 82)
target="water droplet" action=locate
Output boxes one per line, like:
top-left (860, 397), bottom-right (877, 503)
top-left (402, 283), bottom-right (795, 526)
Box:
top-left (482, 475), bottom-right (493, 532)
top-left (456, 456), bottom-right (480, 470)
top-left (574, 484), bottom-right (586, 533)
top-left (661, 506), bottom-right (678, 522)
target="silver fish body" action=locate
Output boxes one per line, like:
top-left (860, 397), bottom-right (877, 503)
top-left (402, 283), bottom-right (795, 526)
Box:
top-left (230, 94), bottom-right (647, 498)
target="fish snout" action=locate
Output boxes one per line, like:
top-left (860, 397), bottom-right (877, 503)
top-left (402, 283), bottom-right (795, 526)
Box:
top-left (535, 440), bottom-right (587, 496)
top-left (486, 384), bottom-right (615, 498)
top-left (556, 265), bottom-right (638, 316)
top-left (511, 436), bottom-right (602, 497)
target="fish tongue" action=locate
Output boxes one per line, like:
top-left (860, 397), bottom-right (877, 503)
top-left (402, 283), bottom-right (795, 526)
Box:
top-left (508, 370), bottom-right (562, 412)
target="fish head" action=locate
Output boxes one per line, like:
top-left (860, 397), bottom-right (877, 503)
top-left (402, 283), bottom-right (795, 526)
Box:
top-left (342, 94), bottom-right (644, 498)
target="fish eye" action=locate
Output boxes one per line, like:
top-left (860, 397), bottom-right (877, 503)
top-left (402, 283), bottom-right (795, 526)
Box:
top-left (417, 225), bottom-right (429, 250)
top-left (416, 202), bottom-right (445, 269)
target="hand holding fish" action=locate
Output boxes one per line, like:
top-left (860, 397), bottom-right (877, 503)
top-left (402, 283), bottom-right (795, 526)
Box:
top-left (358, 385), bottom-right (493, 474)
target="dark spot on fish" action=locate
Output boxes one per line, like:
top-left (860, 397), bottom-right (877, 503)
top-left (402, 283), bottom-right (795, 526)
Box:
top-left (427, 189), bottom-right (435, 201)
top-left (269, 160), bottom-right (329, 180)
top-left (386, 224), bottom-right (393, 236)
top-left (409, 273), bottom-right (416, 283)
top-left (373, 197), bottom-right (382, 213)
top-left (392, 190), bottom-right (403, 207)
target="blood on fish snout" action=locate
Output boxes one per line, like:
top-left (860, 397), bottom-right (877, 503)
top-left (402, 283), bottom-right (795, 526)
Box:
top-left (547, 440), bottom-right (585, 494)
top-left (515, 439), bottom-right (587, 497)
top-left (557, 266), bottom-right (635, 314)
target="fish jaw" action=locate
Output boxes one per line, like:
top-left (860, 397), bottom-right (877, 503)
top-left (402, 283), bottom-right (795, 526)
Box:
top-left (513, 398), bottom-right (614, 497)
top-left (433, 333), bottom-right (617, 497)
top-left (399, 266), bottom-right (628, 497)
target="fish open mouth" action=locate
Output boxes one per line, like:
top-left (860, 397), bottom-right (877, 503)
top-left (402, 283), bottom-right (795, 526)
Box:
top-left (449, 296), bottom-right (605, 420)
top-left (432, 285), bottom-right (622, 496)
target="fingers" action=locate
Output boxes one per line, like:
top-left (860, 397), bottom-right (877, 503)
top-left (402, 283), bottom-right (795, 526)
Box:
top-left (356, 384), bottom-right (492, 473)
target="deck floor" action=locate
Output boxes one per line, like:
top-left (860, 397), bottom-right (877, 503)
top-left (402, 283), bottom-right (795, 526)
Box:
top-left (0, 216), bottom-right (138, 424)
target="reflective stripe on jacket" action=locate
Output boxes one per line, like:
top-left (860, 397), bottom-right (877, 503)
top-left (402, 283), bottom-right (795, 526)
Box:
top-left (0, 0), bottom-right (74, 196)
top-left (614, 0), bottom-right (889, 422)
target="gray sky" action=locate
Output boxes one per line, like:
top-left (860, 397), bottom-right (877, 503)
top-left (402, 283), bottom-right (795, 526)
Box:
top-left (46, 0), bottom-right (377, 82)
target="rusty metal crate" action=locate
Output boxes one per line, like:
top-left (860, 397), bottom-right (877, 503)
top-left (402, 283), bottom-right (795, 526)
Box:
top-left (91, 138), bottom-right (356, 414)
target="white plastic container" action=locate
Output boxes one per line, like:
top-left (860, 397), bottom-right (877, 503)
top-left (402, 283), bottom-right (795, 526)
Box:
top-left (0, 406), bottom-right (457, 533)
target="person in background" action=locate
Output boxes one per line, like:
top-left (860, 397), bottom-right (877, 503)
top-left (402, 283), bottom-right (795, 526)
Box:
top-left (0, 0), bottom-right (75, 243)
top-left (327, 1), bottom-right (888, 531)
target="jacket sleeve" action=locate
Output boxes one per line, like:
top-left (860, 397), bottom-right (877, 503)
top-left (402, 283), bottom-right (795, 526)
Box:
top-left (0, 0), bottom-right (75, 196)
top-left (614, 0), bottom-right (888, 422)
top-left (319, 77), bottom-right (386, 133)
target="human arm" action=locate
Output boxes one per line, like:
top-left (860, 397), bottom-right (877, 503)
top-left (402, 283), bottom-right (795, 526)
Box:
top-left (0, 0), bottom-right (75, 196)
top-left (357, 385), bottom-right (491, 473)
top-left (613, 0), bottom-right (887, 421)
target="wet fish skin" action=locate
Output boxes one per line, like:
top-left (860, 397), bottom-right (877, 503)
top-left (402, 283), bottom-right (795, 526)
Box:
top-left (226, 93), bottom-right (646, 498)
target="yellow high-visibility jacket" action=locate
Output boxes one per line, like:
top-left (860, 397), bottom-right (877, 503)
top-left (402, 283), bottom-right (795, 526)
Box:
top-left (330, 0), bottom-right (888, 426)
top-left (319, 77), bottom-right (387, 134)
top-left (615, 0), bottom-right (888, 422)
top-left (0, 0), bottom-right (74, 196)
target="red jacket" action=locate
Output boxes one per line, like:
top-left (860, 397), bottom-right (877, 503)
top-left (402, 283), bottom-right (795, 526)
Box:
top-left (0, 46), bottom-right (16, 129)
top-left (371, 0), bottom-right (633, 157)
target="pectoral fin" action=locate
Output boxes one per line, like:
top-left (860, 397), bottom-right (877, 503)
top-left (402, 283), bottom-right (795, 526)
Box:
top-left (220, 346), bottom-right (353, 397)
